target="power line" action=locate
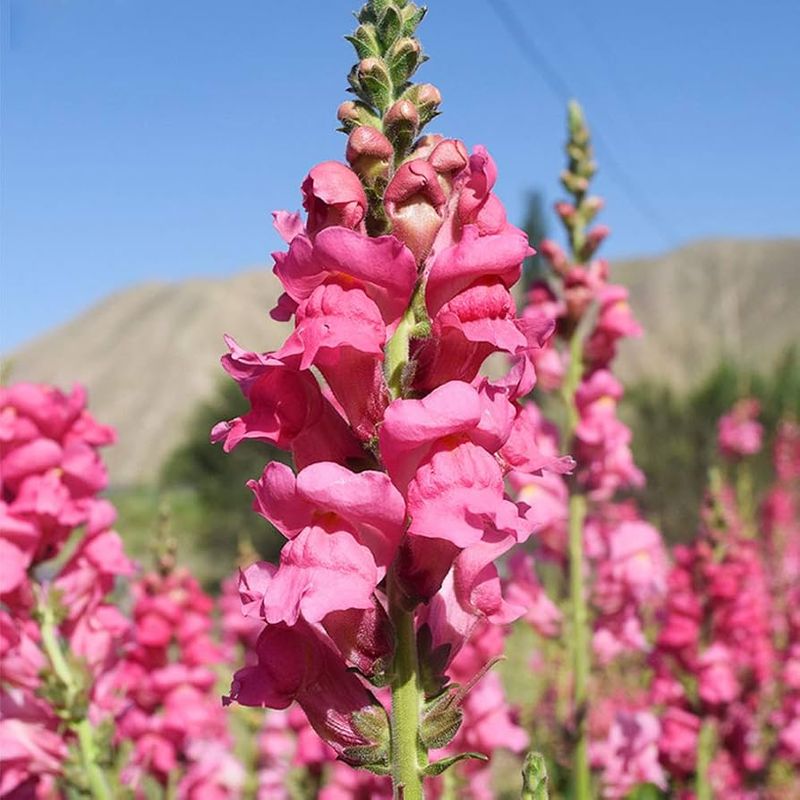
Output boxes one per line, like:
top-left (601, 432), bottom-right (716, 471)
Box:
top-left (485, 0), bottom-right (679, 248)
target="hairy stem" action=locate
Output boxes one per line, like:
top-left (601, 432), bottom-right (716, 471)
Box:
top-left (388, 574), bottom-right (425, 799)
top-left (562, 319), bottom-right (592, 800)
top-left (39, 601), bottom-right (112, 800)
top-left (567, 491), bottom-right (590, 800)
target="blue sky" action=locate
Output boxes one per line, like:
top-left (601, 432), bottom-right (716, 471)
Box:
top-left (2, 0), bottom-right (798, 351)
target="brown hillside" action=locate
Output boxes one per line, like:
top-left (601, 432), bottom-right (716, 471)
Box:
top-left (613, 238), bottom-right (799, 388)
top-left (7, 269), bottom-right (289, 485)
top-left (6, 238), bottom-right (799, 485)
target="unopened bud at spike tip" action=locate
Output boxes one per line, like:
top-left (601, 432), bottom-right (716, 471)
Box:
top-left (338, 101), bottom-right (361, 124)
top-left (385, 98), bottom-right (419, 128)
top-left (346, 126), bottom-right (394, 181)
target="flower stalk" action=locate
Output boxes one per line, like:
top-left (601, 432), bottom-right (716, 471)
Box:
top-left (559, 101), bottom-right (597, 800)
top-left (38, 595), bottom-right (113, 800)
top-left (695, 718), bottom-right (715, 800)
top-left (388, 571), bottom-right (426, 799)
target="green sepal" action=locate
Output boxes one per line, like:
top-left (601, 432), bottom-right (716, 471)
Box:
top-left (357, 0), bottom-right (392, 26)
top-left (410, 320), bottom-right (431, 339)
top-left (341, 744), bottom-right (391, 773)
top-left (378, 5), bottom-right (403, 49)
top-left (347, 65), bottom-right (374, 107)
top-left (358, 60), bottom-right (394, 113)
top-left (351, 705), bottom-right (391, 749)
top-left (422, 751), bottom-right (488, 777)
top-left (401, 4), bottom-right (426, 35)
top-left (419, 685), bottom-right (463, 750)
top-left (387, 37), bottom-right (423, 86)
top-left (346, 24), bottom-right (381, 59)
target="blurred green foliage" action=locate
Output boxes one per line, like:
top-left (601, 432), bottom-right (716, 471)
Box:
top-left (112, 380), bottom-right (288, 587)
top-left (622, 346), bottom-right (800, 543)
top-left (161, 379), bottom-right (290, 563)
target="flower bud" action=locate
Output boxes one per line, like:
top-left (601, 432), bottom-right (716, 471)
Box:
top-left (387, 36), bottom-right (423, 85)
top-left (583, 195), bottom-right (605, 220)
top-left (538, 239), bottom-right (569, 275)
top-left (301, 161), bottom-right (367, 237)
top-left (338, 101), bottom-right (360, 125)
top-left (346, 126), bottom-right (394, 181)
top-left (579, 224), bottom-right (610, 261)
top-left (356, 57), bottom-right (393, 112)
top-left (384, 99), bottom-right (419, 154)
top-left (384, 158), bottom-right (446, 263)
top-left (337, 100), bottom-right (382, 132)
top-left (560, 169), bottom-right (589, 195)
top-left (554, 201), bottom-right (576, 224)
top-left (402, 83), bottom-right (442, 126)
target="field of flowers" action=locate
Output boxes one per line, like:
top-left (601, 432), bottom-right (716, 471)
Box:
top-left (1, 1), bottom-right (798, 798)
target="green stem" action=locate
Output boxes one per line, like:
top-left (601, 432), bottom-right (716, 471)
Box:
top-left (75, 719), bottom-right (113, 800)
top-left (695, 718), bottom-right (715, 800)
top-left (385, 304), bottom-right (416, 399)
top-left (567, 492), bottom-right (590, 800)
top-left (388, 575), bottom-right (425, 799)
top-left (39, 601), bottom-right (113, 800)
top-left (562, 325), bottom-right (592, 800)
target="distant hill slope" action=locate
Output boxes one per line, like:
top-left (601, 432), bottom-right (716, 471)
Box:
top-left (612, 238), bottom-right (799, 389)
top-left (6, 269), bottom-right (290, 485)
top-left (6, 238), bottom-right (799, 485)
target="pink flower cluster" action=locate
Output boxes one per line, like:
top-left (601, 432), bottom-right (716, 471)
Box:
top-left (215, 121), bottom-right (566, 775)
top-left (717, 398), bottom-right (763, 461)
top-left (509, 103), bottom-right (670, 798)
top-left (117, 566), bottom-right (243, 798)
top-left (588, 508), bottom-right (667, 665)
top-left (516, 194), bottom-right (665, 668)
top-left (589, 700), bottom-right (666, 799)
top-left (652, 481), bottom-right (776, 796)
top-left (762, 422), bottom-right (800, 769)
top-left (523, 254), bottom-right (644, 501)
top-left (0, 383), bottom-right (134, 797)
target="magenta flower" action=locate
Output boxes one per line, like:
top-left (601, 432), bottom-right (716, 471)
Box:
top-left (249, 460), bottom-right (406, 569)
top-left (590, 709), bottom-right (666, 799)
top-left (717, 398), bottom-right (763, 460)
top-left (227, 620), bottom-right (389, 767)
top-left (301, 160), bottom-right (367, 237)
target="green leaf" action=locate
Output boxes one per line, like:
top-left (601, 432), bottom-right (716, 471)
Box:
top-left (422, 751), bottom-right (488, 777)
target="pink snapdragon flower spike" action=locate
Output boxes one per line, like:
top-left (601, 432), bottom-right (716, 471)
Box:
top-left (590, 709), bottom-right (666, 799)
top-left (0, 382), bottom-right (133, 797)
top-left (214, 1), bottom-right (568, 794)
top-left (116, 561), bottom-right (244, 796)
top-left (512, 101), bottom-right (668, 797)
top-left (651, 472), bottom-right (779, 795)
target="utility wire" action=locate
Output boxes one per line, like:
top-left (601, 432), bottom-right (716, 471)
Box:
top-left (486, 0), bottom-right (679, 248)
